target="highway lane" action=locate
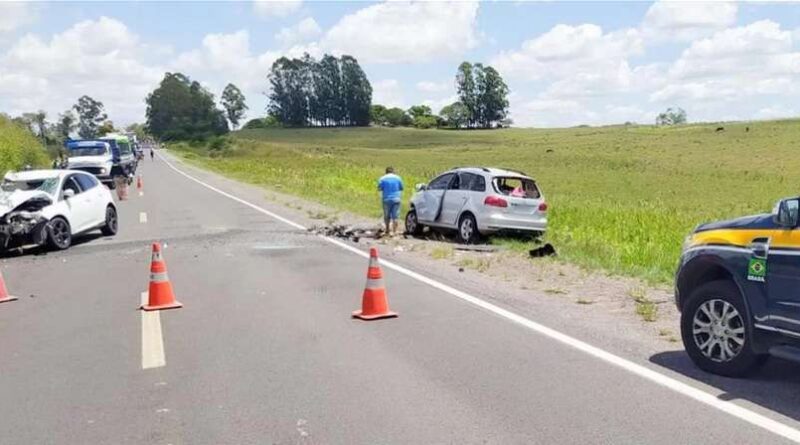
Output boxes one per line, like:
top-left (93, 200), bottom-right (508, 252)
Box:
top-left (0, 154), bottom-right (797, 444)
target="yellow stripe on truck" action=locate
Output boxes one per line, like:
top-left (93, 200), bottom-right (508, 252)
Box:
top-left (692, 229), bottom-right (800, 249)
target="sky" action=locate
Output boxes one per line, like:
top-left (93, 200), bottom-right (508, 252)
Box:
top-left (1, 0), bottom-right (799, 128)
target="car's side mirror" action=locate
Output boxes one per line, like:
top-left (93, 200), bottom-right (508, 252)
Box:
top-left (415, 183), bottom-right (427, 192)
top-left (63, 189), bottom-right (76, 199)
top-left (773, 198), bottom-right (800, 228)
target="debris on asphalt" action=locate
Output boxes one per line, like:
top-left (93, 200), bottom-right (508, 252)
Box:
top-left (308, 224), bottom-right (386, 242)
top-left (529, 243), bottom-right (557, 258)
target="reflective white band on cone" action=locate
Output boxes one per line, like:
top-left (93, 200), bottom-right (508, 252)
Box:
top-left (365, 278), bottom-right (385, 289)
top-left (150, 272), bottom-right (169, 282)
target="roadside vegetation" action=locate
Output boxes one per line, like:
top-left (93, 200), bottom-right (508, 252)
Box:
top-left (172, 119), bottom-right (799, 283)
top-left (0, 115), bottom-right (49, 173)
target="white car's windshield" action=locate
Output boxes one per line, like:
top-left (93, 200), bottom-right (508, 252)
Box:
top-left (1, 177), bottom-right (59, 196)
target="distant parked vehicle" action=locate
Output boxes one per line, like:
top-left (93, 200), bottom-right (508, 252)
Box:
top-left (405, 167), bottom-right (548, 243)
top-left (0, 170), bottom-right (118, 252)
top-left (65, 140), bottom-right (115, 186)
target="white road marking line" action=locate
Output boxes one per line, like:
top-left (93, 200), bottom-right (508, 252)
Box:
top-left (139, 212), bottom-right (148, 223)
top-left (139, 191), bottom-right (144, 197)
top-left (157, 150), bottom-right (800, 443)
top-left (141, 291), bottom-right (166, 369)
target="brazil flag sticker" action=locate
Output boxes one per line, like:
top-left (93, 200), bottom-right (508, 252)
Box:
top-left (747, 258), bottom-right (767, 282)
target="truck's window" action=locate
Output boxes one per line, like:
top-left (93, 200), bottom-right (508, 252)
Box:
top-left (428, 173), bottom-right (454, 190)
top-left (118, 142), bottom-right (132, 155)
top-left (493, 177), bottom-right (540, 199)
top-left (68, 146), bottom-right (107, 156)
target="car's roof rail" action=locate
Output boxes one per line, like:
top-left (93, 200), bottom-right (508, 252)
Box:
top-left (451, 166), bottom-right (491, 173)
top-left (497, 167), bottom-right (529, 176)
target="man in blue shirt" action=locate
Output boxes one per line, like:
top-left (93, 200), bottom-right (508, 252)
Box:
top-left (378, 166), bottom-right (404, 236)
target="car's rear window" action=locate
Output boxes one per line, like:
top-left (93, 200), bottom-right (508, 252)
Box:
top-left (493, 177), bottom-right (540, 199)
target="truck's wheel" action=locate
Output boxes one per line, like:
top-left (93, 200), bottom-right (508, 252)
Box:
top-left (47, 217), bottom-right (72, 251)
top-left (680, 280), bottom-right (766, 377)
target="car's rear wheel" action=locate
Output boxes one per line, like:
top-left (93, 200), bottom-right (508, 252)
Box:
top-left (47, 217), bottom-right (72, 251)
top-left (680, 280), bottom-right (766, 377)
top-left (405, 208), bottom-right (424, 236)
top-left (457, 213), bottom-right (480, 244)
top-left (101, 205), bottom-right (118, 236)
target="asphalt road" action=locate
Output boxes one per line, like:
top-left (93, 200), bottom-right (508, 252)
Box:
top-left (1, 151), bottom-right (799, 444)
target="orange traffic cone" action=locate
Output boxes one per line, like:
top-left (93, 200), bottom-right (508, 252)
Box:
top-left (352, 247), bottom-right (397, 320)
top-left (0, 269), bottom-right (18, 304)
top-left (141, 242), bottom-right (183, 311)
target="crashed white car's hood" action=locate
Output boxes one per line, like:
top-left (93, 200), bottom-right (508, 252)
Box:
top-left (0, 190), bottom-right (53, 217)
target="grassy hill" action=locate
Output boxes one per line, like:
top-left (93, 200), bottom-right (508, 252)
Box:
top-left (174, 119), bottom-right (800, 283)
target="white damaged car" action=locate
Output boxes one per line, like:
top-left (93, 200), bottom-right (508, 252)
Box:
top-left (0, 170), bottom-right (118, 252)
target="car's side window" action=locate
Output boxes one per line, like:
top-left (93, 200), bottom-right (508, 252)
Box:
top-left (428, 173), bottom-right (454, 190)
top-left (458, 173), bottom-right (476, 191)
top-left (448, 174), bottom-right (461, 190)
top-left (74, 174), bottom-right (98, 191)
top-left (62, 176), bottom-right (83, 196)
top-left (471, 175), bottom-right (486, 192)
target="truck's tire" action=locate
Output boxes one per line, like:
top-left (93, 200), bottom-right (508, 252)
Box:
top-left (680, 280), bottom-right (766, 377)
top-left (101, 206), bottom-right (118, 236)
top-left (46, 217), bottom-right (72, 251)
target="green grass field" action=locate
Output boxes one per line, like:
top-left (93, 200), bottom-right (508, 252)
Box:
top-left (174, 119), bottom-right (800, 283)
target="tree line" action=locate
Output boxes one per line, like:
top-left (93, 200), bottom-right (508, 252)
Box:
top-left (267, 53), bottom-right (372, 127)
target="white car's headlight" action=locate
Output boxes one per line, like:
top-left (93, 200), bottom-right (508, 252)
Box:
top-left (99, 168), bottom-right (106, 174)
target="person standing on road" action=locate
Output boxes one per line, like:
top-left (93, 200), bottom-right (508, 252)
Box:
top-left (150, 148), bottom-right (155, 161)
top-left (378, 167), bottom-right (404, 237)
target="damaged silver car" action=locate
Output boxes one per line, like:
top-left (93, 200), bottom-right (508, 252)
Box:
top-left (0, 170), bottom-right (118, 252)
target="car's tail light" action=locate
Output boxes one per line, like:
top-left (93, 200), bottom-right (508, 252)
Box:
top-left (484, 195), bottom-right (508, 208)
top-left (538, 202), bottom-right (548, 212)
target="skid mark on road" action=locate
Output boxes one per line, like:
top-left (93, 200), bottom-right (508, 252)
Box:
top-left (157, 150), bottom-right (800, 443)
top-left (141, 292), bottom-right (166, 369)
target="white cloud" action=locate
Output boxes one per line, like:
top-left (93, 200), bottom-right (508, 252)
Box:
top-left (253, 0), bottom-right (303, 19)
top-left (0, 17), bottom-right (162, 125)
top-left (651, 20), bottom-right (800, 103)
top-left (372, 79), bottom-right (405, 108)
top-left (493, 24), bottom-right (645, 101)
top-left (275, 17), bottom-right (321, 47)
top-left (416, 80), bottom-right (450, 93)
top-left (323, 1), bottom-right (479, 63)
top-left (642, 1), bottom-right (737, 41)
top-left (0, 2), bottom-right (38, 33)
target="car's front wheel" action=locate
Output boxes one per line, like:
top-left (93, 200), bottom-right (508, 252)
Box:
top-left (680, 280), bottom-right (766, 377)
top-left (457, 213), bottom-right (480, 244)
top-left (101, 205), bottom-right (118, 236)
top-left (405, 208), bottom-right (424, 236)
top-left (47, 217), bottom-right (72, 251)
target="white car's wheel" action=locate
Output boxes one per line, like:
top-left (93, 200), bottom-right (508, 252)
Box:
top-left (457, 213), bottom-right (480, 244)
top-left (47, 217), bottom-right (72, 250)
top-left (101, 206), bottom-right (118, 236)
top-left (405, 209), bottom-right (424, 236)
